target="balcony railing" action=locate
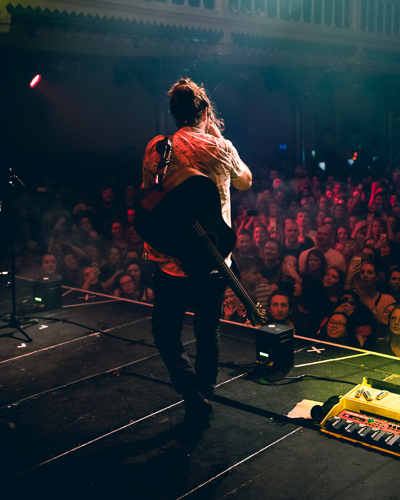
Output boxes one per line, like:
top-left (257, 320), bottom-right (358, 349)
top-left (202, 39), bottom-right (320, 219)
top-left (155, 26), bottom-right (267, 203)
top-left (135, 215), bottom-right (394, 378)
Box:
top-left (145, 0), bottom-right (400, 37)
top-left (227, 0), bottom-right (351, 27)
top-left (361, 0), bottom-right (400, 35)
top-left (5, 0), bottom-right (400, 51)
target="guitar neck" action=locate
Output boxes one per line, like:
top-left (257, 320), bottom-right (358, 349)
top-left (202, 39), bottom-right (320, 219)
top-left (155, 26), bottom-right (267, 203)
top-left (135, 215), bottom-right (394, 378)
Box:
top-left (214, 257), bottom-right (258, 314)
top-left (193, 221), bottom-right (266, 325)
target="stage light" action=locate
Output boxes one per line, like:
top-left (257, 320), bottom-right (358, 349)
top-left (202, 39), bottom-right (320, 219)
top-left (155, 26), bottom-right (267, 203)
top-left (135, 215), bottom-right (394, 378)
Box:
top-left (30, 75), bottom-right (41, 88)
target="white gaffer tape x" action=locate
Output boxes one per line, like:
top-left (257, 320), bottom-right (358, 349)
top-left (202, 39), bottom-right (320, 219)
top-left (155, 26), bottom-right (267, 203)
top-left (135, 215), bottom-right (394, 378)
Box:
top-left (307, 346), bottom-right (325, 353)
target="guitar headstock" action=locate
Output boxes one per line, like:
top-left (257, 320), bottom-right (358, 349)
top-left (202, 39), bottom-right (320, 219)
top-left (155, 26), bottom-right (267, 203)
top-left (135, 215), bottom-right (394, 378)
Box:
top-left (245, 303), bottom-right (268, 327)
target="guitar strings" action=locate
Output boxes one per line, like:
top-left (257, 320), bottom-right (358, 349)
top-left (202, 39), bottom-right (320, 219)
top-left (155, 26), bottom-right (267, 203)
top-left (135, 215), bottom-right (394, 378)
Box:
top-left (193, 221), bottom-right (260, 312)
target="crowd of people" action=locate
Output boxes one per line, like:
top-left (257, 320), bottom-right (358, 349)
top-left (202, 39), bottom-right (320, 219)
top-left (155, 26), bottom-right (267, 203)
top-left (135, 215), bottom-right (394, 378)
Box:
top-left (5, 162), bottom-right (400, 356)
top-left (225, 165), bottom-right (400, 356)
top-left (7, 183), bottom-right (155, 304)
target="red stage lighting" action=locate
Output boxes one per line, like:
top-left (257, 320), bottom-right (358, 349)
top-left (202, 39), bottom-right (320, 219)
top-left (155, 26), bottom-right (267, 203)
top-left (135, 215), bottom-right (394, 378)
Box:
top-left (30, 75), bottom-right (41, 88)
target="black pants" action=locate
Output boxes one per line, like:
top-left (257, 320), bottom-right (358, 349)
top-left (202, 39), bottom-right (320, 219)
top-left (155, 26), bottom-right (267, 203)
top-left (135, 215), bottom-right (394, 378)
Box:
top-left (152, 266), bottom-right (226, 399)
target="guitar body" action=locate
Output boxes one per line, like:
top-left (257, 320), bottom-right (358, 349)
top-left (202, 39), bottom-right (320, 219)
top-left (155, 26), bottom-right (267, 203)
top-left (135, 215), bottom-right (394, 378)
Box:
top-left (133, 169), bottom-right (237, 277)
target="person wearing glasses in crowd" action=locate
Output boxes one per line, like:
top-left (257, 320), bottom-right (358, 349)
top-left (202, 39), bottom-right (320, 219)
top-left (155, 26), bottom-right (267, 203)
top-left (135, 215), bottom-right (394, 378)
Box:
top-left (319, 290), bottom-right (375, 348)
top-left (317, 312), bottom-right (355, 345)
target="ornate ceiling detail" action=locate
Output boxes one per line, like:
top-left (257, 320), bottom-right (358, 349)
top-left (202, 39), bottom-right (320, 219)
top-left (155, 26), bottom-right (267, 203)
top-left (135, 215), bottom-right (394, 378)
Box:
top-left (6, 2), bottom-right (223, 43)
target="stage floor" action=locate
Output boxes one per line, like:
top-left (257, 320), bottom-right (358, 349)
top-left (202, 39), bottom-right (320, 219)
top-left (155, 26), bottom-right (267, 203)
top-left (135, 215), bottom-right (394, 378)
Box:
top-left (1, 279), bottom-right (400, 499)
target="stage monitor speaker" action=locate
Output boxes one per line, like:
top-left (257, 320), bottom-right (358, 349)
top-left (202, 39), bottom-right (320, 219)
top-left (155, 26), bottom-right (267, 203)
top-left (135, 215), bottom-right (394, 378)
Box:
top-left (256, 323), bottom-right (294, 372)
top-left (33, 277), bottom-right (62, 311)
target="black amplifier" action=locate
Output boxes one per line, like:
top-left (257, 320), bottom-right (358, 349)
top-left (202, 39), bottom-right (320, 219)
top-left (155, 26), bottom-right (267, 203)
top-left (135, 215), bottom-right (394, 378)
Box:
top-left (33, 277), bottom-right (62, 311)
top-left (256, 323), bottom-right (294, 372)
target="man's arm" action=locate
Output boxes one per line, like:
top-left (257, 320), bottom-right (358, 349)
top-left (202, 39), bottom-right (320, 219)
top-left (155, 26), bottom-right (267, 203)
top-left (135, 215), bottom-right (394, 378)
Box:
top-left (207, 121), bottom-right (252, 191)
top-left (232, 162), bottom-right (252, 191)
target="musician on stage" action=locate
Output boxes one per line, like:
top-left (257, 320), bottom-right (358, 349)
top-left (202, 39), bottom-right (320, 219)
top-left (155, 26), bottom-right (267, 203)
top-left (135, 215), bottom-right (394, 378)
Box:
top-left (142, 78), bottom-right (252, 433)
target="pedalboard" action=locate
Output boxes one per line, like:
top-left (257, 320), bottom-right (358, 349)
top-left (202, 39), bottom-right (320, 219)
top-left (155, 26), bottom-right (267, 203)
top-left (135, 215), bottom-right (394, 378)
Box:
top-left (320, 377), bottom-right (400, 457)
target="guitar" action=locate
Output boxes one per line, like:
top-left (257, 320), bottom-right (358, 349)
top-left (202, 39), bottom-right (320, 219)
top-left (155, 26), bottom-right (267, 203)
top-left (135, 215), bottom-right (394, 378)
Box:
top-left (134, 168), bottom-right (268, 326)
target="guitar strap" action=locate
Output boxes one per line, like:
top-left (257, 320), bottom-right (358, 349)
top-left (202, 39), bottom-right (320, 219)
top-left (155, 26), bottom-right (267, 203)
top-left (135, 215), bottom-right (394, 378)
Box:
top-left (154, 135), bottom-right (173, 191)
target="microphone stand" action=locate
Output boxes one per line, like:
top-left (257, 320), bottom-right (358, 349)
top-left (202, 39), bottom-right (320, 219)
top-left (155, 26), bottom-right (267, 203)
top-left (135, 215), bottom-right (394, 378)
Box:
top-left (0, 166), bottom-right (34, 342)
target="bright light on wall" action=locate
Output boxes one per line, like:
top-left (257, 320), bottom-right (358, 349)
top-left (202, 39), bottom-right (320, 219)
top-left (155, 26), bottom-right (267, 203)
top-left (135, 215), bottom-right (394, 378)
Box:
top-left (30, 75), bottom-right (41, 88)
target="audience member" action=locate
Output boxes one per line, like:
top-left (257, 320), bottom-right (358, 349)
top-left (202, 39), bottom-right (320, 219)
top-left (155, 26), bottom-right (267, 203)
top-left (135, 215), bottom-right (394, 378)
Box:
top-left (42, 193), bottom-right (71, 245)
top-left (289, 166), bottom-right (311, 195)
top-left (282, 220), bottom-right (313, 258)
top-left (323, 266), bottom-right (346, 304)
top-left (303, 248), bottom-right (328, 281)
top-left (94, 185), bottom-right (124, 238)
top-left (299, 224), bottom-right (346, 274)
top-left (316, 210), bottom-right (328, 229)
top-left (361, 244), bottom-right (379, 263)
top-left (351, 219), bottom-right (368, 249)
top-left (260, 238), bottom-right (282, 285)
top-left (352, 261), bottom-right (395, 325)
top-left (126, 208), bottom-right (135, 229)
top-left (62, 253), bottom-right (83, 288)
top-left (311, 175), bottom-right (322, 200)
top-left (296, 208), bottom-right (316, 243)
top-left (291, 274), bottom-right (331, 338)
top-left (332, 290), bottom-right (375, 348)
top-left (47, 216), bottom-right (86, 262)
top-left (110, 222), bottom-right (127, 250)
top-left (77, 214), bottom-right (99, 245)
top-left (81, 267), bottom-right (103, 293)
top-left (84, 243), bottom-right (107, 269)
top-left (125, 260), bottom-right (154, 303)
top-left (124, 226), bottom-right (144, 256)
top-left (113, 274), bottom-right (137, 300)
top-left (318, 195), bottom-right (331, 212)
top-left (337, 227), bottom-right (349, 245)
top-left (375, 304), bottom-right (400, 357)
top-left (252, 224), bottom-right (269, 258)
top-left (341, 240), bottom-right (360, 270)
top-left (233, 230), bottom-right (257, 259)
top-left (123, 184), bottom-right (136, 211)
top-left (331, 203), bottom-right (347, 229)
top-left (14, 221), bottom-right (40, 255)
top-left (40, 253), bottom-right (62, 280)
top-left (366, 216), bottom-right (388, 245)
top-left (266, 289), bottom-right (294, 328)
top-left (384, 267), bottom-right (400, 303)
top-left (317, 312), bottom-right (361, 347)
top-left (223, 256), bottom-right (271, 321)
top-left (374, 300), bottom-right (397, 344)
top-left (99, 246), bottom-right (124, 294)
top-left (16, 247), bottom-right (41, 280)
top-left (275, 254), bottom-right (301, 297)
